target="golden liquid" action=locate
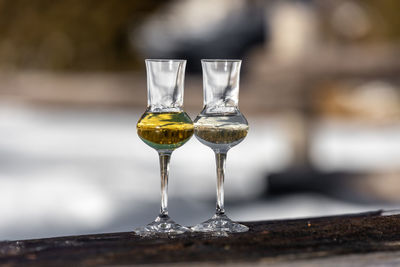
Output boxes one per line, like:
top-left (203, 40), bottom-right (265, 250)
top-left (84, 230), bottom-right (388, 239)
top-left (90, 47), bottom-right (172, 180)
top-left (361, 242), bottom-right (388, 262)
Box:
top-left (137, 112), bottom-right (194, 150)
top-left (194, 115), bottom-right (249, 146)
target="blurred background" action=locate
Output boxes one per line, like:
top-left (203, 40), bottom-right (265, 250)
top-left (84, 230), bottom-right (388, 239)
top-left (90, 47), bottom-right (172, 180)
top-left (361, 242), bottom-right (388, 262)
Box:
top-left (0, 0), bottom-right (399, 240)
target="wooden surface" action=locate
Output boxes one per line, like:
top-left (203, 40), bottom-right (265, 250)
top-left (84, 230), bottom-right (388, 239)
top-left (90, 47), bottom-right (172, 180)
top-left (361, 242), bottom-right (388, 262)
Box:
top-left (1, 210), bottom-right (400, 266)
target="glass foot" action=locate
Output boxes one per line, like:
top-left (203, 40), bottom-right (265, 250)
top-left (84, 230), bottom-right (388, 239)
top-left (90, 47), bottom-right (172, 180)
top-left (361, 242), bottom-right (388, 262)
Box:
top-left (134, 214), bottom-right (190, 236)
top-left (191, 213), bottom-right (249, 234)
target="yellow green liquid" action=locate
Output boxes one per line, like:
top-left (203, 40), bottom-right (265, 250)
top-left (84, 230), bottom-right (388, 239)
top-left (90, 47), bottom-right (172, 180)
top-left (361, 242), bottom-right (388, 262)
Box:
top-left (137, 112), bottom-right (194, 151)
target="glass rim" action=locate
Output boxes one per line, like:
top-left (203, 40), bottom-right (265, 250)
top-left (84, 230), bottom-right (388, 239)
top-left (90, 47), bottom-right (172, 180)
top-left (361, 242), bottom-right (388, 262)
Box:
top-left (145, 59), bottom-right (186, 63)
top-left (201, 59), bottom-right (242, 63)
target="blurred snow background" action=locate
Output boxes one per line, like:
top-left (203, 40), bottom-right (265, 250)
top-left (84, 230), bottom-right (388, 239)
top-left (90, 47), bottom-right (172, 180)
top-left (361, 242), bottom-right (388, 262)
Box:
top-left (0, 105), bottom-right (398, 240)
top-left (0, 0), bottom-right (400, 240)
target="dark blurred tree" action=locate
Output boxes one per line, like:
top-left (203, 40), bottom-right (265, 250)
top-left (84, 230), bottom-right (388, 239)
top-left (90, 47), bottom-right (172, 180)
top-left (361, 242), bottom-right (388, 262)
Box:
top-left (364, 0), bottom-right (400, 40)
top-left (318, 0), bottom-right (400, 43)
top-left (0, 0), bottom-right (166, 70)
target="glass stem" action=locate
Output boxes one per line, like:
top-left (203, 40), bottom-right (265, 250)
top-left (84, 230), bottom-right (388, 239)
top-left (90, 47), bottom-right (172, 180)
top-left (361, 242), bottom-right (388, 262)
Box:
top-left (159, 152), bottom-right (171, 216)
top-left (215, 152), bottom-right (227, 215)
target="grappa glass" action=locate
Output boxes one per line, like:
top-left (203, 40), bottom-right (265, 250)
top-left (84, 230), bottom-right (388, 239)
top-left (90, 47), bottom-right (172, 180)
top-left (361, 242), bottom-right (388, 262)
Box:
top-left (135, 59), bottom-right (194, 235)
top-left (192, 59), bottom-right (249, 233)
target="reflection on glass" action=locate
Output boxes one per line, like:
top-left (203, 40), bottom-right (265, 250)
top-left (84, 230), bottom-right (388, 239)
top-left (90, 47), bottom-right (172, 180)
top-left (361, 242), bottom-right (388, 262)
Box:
top-left (135, 59), bottom-right (193, 236)
top-left (192, 59), bottom-right (249, 234)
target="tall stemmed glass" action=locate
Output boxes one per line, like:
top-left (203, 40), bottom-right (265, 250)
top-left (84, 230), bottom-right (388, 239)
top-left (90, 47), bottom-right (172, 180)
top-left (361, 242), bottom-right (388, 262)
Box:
top-left (192, 59), bottom-right (249, 233)
top-left (135, 59), bottom-right (194, 235)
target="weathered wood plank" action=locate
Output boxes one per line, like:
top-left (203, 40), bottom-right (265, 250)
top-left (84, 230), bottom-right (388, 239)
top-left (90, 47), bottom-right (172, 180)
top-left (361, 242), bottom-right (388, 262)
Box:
top-left (1, 210), bottom-right (400, 266)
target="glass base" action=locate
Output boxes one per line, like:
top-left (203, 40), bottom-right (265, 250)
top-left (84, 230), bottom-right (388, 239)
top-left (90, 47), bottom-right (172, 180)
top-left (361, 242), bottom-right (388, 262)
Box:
top-left (134, 214), bottom-right (190, 236)
top-left (191, 213), bottom-right (249, 234)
